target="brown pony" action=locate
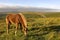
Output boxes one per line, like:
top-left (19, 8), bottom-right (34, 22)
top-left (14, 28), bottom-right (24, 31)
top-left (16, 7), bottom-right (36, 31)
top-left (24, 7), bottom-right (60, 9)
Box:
top-left (6, 13), bottom-right (27, 36)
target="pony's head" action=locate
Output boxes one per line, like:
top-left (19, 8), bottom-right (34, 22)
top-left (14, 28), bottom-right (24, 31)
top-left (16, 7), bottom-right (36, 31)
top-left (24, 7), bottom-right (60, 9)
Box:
top-left (19, 13), bottom-right (28, 36)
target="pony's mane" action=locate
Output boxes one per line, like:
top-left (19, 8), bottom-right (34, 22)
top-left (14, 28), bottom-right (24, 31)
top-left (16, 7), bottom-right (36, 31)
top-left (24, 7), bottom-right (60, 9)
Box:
top-left (19, 13), bottom-right (27, 27)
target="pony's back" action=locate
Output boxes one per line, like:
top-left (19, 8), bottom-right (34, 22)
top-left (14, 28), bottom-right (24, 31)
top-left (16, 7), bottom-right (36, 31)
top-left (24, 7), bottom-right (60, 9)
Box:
top-left (6, 14), bottom-right (22, 24)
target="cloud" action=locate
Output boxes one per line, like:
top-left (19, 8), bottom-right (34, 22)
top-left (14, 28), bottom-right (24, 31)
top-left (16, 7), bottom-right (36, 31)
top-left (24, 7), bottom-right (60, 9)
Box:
top-left (0, 3), bottom-right (60, 9)
top-left (37, 3), bottom-right (60, 9)
top-left (44, 5), bottom-right (60, 9)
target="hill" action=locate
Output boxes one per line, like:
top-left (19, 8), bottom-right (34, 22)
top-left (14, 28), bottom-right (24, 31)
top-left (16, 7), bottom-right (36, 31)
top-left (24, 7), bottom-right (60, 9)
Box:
top-left (0, 6), bottom-right (60, 12)
top-left (0, 12), bottom-right (60, 40)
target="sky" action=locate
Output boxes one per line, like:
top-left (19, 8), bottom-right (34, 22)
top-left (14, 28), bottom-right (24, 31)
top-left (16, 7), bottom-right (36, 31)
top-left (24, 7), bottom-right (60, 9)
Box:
top-left (0, 0), bottom-right (60, 9)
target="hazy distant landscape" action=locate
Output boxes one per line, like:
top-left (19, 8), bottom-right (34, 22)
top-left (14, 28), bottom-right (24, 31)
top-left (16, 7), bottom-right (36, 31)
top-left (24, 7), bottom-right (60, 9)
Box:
top-left (0, 6), bottom-right (60, 12)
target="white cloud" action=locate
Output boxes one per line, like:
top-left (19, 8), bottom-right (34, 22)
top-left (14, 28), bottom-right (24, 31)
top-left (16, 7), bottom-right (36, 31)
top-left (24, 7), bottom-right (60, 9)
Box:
top-left (38, 3), bottom-right (60, 9)
top-left (0, 3), bottom-right (60, 9)
top-left (44, 5), bottom-right (60, 9)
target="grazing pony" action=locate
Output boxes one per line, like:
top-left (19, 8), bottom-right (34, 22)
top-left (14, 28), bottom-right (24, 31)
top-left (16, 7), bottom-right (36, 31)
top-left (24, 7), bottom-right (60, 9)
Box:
top-left (6, 13), bottom-right (27, 36)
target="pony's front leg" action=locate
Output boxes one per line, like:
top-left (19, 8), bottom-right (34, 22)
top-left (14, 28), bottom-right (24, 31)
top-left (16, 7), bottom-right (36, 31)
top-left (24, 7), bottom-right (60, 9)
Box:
top-left (15, 23), bottom-right (18, 36)
top-left (19, 23), bottom-right (23, 32)
top-left (22, 25), bottom-right (27, 36)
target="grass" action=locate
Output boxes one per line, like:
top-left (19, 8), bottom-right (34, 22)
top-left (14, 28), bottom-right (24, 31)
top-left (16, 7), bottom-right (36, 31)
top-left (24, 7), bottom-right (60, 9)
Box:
top-left (0, 12), bottom-right (60, 40)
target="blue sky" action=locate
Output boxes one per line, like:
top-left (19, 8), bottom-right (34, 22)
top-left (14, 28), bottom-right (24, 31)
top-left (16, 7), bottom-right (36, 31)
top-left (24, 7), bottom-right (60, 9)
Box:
top-left (0, 0), bottom-right (60, 9)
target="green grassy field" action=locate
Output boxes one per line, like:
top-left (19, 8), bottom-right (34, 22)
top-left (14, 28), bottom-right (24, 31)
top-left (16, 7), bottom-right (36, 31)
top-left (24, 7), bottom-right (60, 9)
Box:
top-left (0, 12), bottom-right (60, 40)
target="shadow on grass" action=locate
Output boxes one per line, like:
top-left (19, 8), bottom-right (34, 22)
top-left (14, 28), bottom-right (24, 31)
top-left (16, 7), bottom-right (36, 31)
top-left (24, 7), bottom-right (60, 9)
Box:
top-left (24, 34), bottom-right (45, 40)
top-left (0, 31), bottom-right (5, 35)
top-left (24, 25), bottom-right (60, 40)
top-left (47, 25), bottom-right (60, 32)
top-left (24, 28), bottom-right (46, 40)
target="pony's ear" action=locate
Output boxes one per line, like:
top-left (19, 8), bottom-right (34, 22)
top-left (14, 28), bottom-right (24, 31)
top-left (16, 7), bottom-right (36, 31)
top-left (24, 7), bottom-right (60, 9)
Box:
top-left (19, 13), bottom-right (22, 14)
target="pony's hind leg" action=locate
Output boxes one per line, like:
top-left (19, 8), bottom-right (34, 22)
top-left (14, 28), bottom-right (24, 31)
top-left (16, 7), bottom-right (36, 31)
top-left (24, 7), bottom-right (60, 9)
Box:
top-left (7, 23), bottom-right (10, 35)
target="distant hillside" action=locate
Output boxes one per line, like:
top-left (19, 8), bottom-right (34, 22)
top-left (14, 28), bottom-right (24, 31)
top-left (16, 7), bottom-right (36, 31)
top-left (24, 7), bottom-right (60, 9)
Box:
top-left (0, 6), bottom-right (60, 12)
